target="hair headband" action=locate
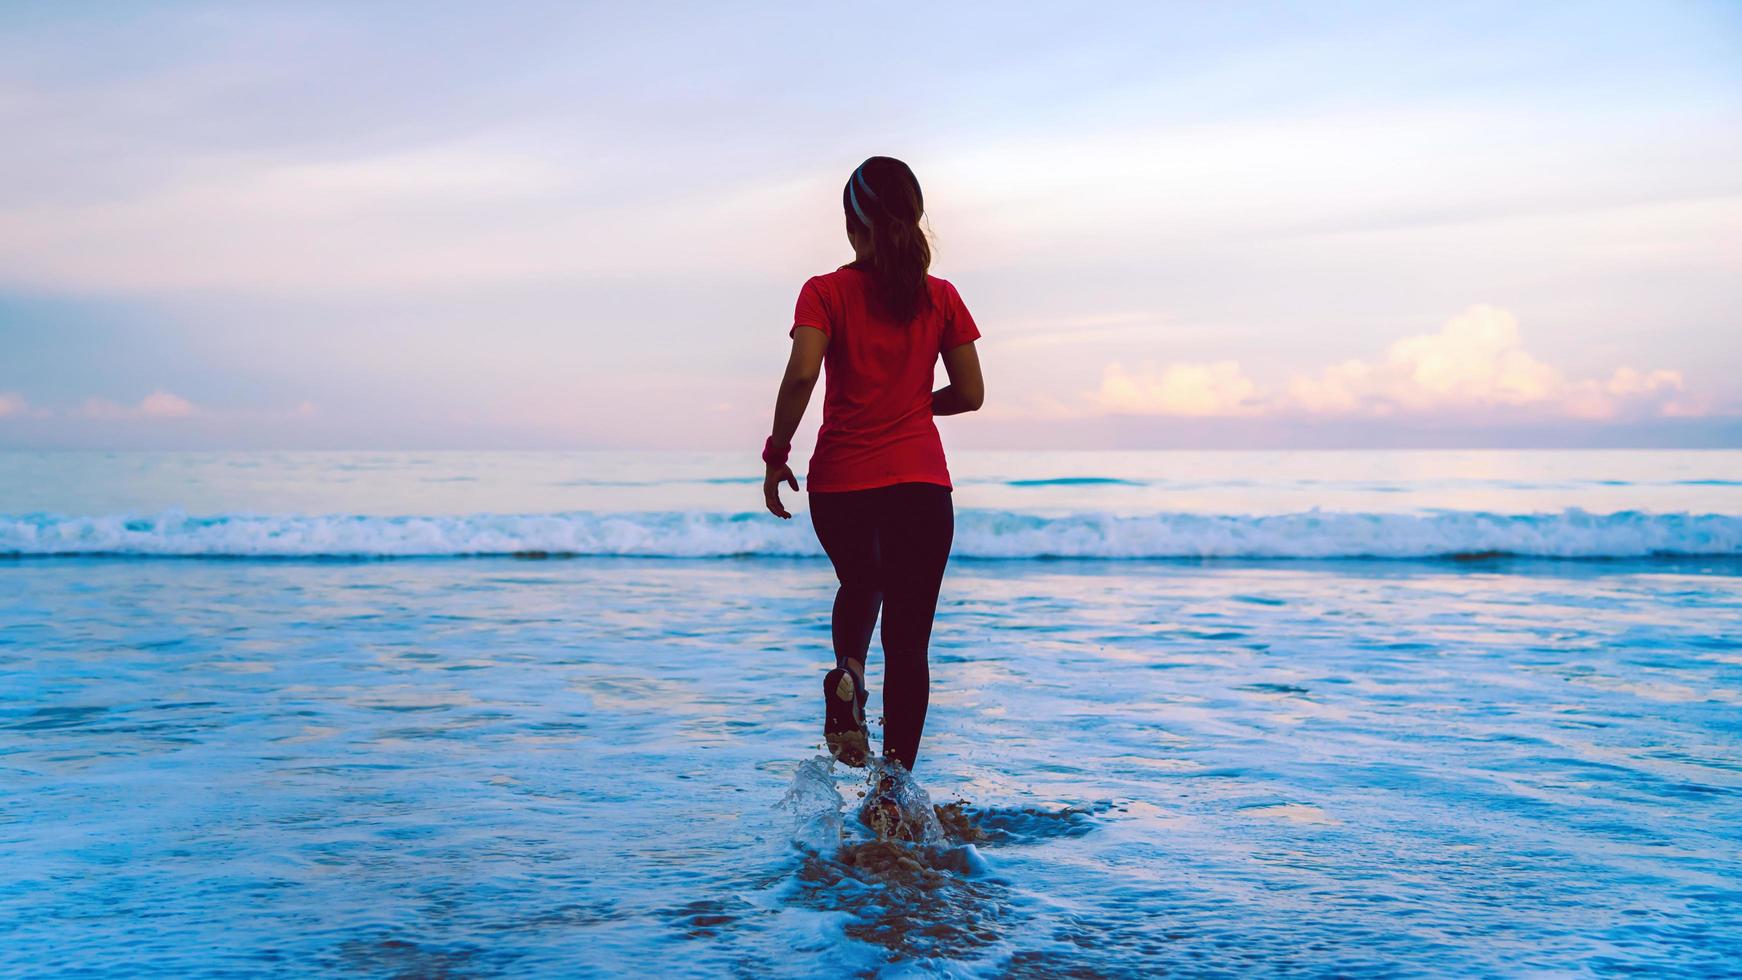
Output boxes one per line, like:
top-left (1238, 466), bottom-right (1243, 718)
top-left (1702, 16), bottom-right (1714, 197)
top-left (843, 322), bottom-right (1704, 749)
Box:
top-left (848, 164), bottom-right (879, 227)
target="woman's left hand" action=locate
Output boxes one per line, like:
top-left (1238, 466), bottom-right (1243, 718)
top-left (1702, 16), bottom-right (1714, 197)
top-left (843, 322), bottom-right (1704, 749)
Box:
top-left (764, 463), bottom-right (799, 519)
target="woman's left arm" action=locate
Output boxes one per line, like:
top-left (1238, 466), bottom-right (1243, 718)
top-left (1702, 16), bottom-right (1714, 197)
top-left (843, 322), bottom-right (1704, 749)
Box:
top-left (763, 326), bottom-right (828, 519)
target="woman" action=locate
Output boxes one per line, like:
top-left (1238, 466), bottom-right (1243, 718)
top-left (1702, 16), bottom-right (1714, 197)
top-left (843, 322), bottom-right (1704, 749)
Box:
top-left (761, 155), bottom-right (984, 777)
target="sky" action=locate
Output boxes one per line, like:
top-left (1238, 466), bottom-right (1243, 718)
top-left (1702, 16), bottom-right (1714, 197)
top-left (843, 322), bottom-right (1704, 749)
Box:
top-left (0, 0), bottom-right (1738, 450)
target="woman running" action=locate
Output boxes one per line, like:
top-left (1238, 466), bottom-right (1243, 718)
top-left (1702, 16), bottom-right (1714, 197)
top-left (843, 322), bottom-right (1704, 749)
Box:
top-left (761, 155), bottom-right (984, 777)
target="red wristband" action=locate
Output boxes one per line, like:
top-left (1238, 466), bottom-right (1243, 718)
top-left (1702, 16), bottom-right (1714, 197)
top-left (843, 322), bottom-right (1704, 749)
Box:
top-left (761, 436), bottom-right (791, 468)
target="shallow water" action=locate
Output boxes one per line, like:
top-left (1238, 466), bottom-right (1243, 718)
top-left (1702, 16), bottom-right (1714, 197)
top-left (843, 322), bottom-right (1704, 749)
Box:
top-left (2, 448), bottom-right (1739, 518)
top-left (2, 450), bottom-right (1739, 976)
top-left (3, 554), bottom-right (1739, 976)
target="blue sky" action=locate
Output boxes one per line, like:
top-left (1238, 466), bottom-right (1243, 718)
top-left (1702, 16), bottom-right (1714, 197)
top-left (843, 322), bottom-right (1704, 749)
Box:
top-left (0, 1), bottom-right (1738, 449)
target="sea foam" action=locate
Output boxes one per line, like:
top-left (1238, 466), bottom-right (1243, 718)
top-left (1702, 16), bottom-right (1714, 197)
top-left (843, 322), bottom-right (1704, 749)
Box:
top-left (1, 509), bottom-right (1738, 559)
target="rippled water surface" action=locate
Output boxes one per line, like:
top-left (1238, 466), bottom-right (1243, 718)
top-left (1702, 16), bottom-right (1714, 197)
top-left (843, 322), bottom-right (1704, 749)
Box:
top-left (2, 451), bottom-right (1740, 976)
top-left (4, 555), bottom-right (1740, 976)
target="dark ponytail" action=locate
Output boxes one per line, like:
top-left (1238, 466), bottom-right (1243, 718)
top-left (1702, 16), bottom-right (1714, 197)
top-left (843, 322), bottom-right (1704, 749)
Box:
top-left (842, 156), bottom-right (932, 322)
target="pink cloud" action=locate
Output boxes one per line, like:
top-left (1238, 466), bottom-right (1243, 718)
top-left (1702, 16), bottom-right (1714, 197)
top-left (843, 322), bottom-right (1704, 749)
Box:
top-left (82, 390), bottom-right (199, 420)
top-left (138, 391), bottom-right (197, 418)
top-left (1094, 361), bottom-right (1262, 417)
top-left (1091, 306), bottom-right (1696, 421)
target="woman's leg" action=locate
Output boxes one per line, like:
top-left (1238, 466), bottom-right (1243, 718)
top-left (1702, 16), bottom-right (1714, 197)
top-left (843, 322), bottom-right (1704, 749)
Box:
top-left (871, 483), bottom-right (955, 772)
top-left (807, 490), bottom-right (882, 703)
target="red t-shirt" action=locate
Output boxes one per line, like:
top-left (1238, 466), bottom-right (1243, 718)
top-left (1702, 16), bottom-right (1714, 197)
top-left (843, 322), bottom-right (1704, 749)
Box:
top-left (789, 268), bottom-right (981, 493)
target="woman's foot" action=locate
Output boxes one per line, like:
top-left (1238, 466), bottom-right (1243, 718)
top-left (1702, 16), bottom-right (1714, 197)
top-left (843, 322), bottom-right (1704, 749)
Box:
top-left (858, 773), bottom-right (926, 842)
top-left (823, 666), bottom-right (870, 767)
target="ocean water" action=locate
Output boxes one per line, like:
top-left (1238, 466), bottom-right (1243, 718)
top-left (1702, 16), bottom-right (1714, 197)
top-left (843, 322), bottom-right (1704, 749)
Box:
top-left (2, 450), bottom-right (1739, 977)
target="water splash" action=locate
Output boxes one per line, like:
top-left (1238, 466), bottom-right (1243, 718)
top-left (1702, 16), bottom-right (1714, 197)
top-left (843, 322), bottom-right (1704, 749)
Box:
top-left (778, 760), bottom-right (1010, 962)
top-left (856, 759), bottom-right (947, 846)
top-left (775, 754), bottom-right (845, 851)
top-left (775, 756), bottom-right (952, 850)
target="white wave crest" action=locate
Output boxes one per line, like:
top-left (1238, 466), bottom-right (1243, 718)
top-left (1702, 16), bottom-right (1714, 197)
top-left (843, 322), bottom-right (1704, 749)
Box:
top-left (0, 509), bottom-right (1737, 560)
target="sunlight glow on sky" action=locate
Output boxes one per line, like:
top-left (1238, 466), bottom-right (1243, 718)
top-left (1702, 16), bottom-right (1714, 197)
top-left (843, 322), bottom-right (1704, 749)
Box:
top-left (0, 1), bottom-right (1738, 449)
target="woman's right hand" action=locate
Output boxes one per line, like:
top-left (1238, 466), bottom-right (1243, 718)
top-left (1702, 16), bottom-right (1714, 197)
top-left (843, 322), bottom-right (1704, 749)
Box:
top-left (763, 463), bottom-right (799, 519)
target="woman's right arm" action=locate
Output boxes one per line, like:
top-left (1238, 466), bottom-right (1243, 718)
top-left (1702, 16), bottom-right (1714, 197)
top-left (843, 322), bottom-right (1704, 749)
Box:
top-left (932, 341), bottom-right (984, 416)
top-left (761, 326), bottom-right (828, 519)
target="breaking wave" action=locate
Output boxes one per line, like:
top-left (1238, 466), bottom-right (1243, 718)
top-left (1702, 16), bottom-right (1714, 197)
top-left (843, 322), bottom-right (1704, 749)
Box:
top-left (2, 508), bottom-right (1738, 560)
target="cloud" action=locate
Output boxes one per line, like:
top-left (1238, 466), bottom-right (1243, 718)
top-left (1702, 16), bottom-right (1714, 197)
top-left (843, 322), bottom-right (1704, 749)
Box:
top-left (0, 393), bottom-right (55, 421)
top-left (139, 391), bottom-right (197, 417)
top-left (7, 393), bottom-right (313, 427)
top-left (1093, 306), bottom-right (1696, 421)
top-left (82, 390), bottom-right (198, 420)
top-left (1095, 361), bottom-right (1261, 416)
top-left (1284, 306), bottom-right (1689, 420)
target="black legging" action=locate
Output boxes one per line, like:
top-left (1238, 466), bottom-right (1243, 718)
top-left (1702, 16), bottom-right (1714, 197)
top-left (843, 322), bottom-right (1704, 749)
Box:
top-left (808, 481), bottom-right (954, 772)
